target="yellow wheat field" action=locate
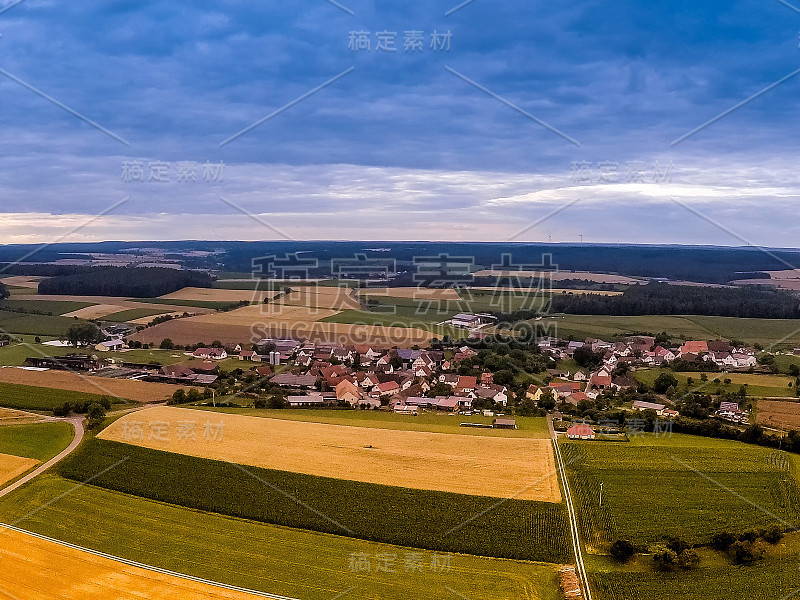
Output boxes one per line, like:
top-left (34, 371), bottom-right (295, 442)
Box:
top-left (0, 528), bottom-right (264, 599)
top-left (101, 406), bottom-right (562, 502)
top-left (0, 453), bottom-right (38, 487)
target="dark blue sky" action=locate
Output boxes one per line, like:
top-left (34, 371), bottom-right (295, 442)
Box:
top-left (0, 0), bottom-right (799, 244)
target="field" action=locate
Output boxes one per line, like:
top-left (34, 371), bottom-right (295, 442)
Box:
top-left (756, 399), bottom-right (800, 430)
top-left (0, 526), bottom-right (281, 600)
top-left (473, 270), bottom-right (644, 284)
top-left (0, 276), bottom-right (43, 288)
top-left (191, 407), bottom-right (552, 438)
top-left (0, 421), bottom-right (75, 461)
top-left (100, 406), bottom-right (561, 502)
top-left (561, 433), bottom-right (800, 549)
top-left (589, 536), bottom-right (800, 600)
top-left (634, 369), bottom-right (795, 398)
top-left (0, 370), bottom-right (186, 404)
top-left (58, 438), bottom-right (570, 562)
top-left (129, 297), bottom-right (243, 309)
top-left (102, 307), bottom-right (176, 322)
top-left (0, 380), bottom-right (129, 411)
top-left (0, 452), bottom-right (38, 486)
top-left (0, 299), bottom-right (95, 314)
top-left (544, 314), bottom-right (800, 347)
top-left (0, 312), bottom-right (85, 336)
top-left (0, 475), bottom-right (562, 600)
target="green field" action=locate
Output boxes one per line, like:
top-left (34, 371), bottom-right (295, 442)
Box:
top-left (634, 369), bottom-right (795, 398)
top-left (589, 537), bottom-right (800, 600)
top-left (0, 382), bottom-right (127, 412)
top-left (562, 433), bottom-right (800, 549)
top-left (768, 353), bottom-right (800, 375)
top-left (0, 422), bottom-right (74, 462)
top-left (102, 307), bottom-right (175, 322)
top-left (0, 300), bottom-right (94, 315)
top-left (190, 407), bottom-right (552, 438)
top-left (58, 438), bottom-right (570, 563)
top-left (0, 312), bottom-right (85, 336)
top-left (543, 314), bottom-right (800, 347)
top-left (320, 309), bottom-right (463, 338)
top-left (101, 348), bottom-right (191, 365)
top-left (128, 297), bottom-right (244, 310)
top-left (0, 475), bottom-right (561, 600)
top-left (0, 342), bottom-right (80, 366)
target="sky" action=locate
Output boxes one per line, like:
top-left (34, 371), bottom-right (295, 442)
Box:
top-left (0, 0), bottom-right (799, 245)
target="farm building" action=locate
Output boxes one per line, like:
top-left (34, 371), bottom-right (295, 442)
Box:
top-left (566, 423), bottom-right (596, 440)
top-left (492, 418), bottom-right (517, 430)
top-left (632, 400), bottom-right (666, 415)
top-left (95, 339), bottom-right (125, 352)
top-left (270, 373), bottom-right (318, 388)
top-left (193, 347), bottom-right (228, 360)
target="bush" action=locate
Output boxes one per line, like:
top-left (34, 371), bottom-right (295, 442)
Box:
top-left (762, 526), bottom-right (784, 545)
top-left (610, 539), bottom-right (636, 562)
top-left (677, 549), bottom-right (700, 570)
top-left (730, 540), bottom-right (765, 564)
top-left (710, 531), bottom-right (736, 551)
top-left (86, 402), bottom-right (106, 429)
top-left (652, 546), bottom-right (678, 571)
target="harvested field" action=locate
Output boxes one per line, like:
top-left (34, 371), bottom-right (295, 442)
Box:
top-left (129, 308), bottom-right (435, 347)
top-left (0, 276), bottom-right (43, 288)
top-left (0, 452), bottom-right (38, 486)
top-left (757, 399), bottom-right (800, 430)
top-left (160, 287), bottom-right (276, 303)
top-left (473, 286), bottom-right (623, 296)
top-left (0, 369), bottom-right (188, 403)
top-left (473, 270), bottom-right (644, 284)
top-left (15, 295), bottom-right (216, 318)
top-left (0, 527), bottom-right (265, 600)
top-left (62, 304), bottom-right (127, 319)
top-left (359, 287), bottom-right (462, 301)
top-left (101, 406), bottom-right (562, 502)
top-left (0, 407), bottom-right (46, 424)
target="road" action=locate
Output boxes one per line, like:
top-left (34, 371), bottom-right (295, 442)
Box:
top-left (0, 415), bottom-right (84, 499)
top-left (550, 415), bottom-right (593, 600)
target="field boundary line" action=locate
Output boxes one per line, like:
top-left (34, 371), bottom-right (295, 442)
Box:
top-left (551, 426), bottom-right (592, 600)
top-left (0, 522), bottom-right (301, 600)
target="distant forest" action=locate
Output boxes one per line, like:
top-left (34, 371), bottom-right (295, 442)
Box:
top-left (38, 267), bottom-right (213, 297)
top-left (549, 282), bottom-right (800, 319)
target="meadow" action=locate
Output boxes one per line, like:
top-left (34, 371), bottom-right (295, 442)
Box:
top-left (0, 381), bottom-right (124, 412)
top-left (0, 312), bottom-right (83, 336)
top-left (0, 421), bottom-right (74, 461)
top-left (561, 433), bottom-right (800, 549)
top-left (543, 314), bottom-right (800, 347)
top-left (102, 307), bottom-right (176, 322)
top-left (190, 407), bottom-right (553, 438)
top-left (0, 475), bottom-right (562, 600)
top-left (0, 299), bottom-right (95, 314)
top-left (634, 369), bottom-right (795, 397)
top-left (589, 536), bottom-right (800, 600)
top-left (58, 438), bottom-right (571, 563)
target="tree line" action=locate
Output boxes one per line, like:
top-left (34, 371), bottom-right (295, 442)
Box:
top-left (548, 282), bottom-right (800, 319)
top-left (38, 267), bottom-right (213, 297)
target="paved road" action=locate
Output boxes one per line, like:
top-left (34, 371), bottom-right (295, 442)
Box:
top-left (550, 415), bottom-right (593, 600)
top-left (0, 416), bottom-right (84, 499)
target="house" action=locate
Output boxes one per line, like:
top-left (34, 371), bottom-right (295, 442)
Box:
top-left (255, 365), bottom-right (273, 378)
top-left (439, 373), bottom-right (460, 386)
top-left (563, 392), bottom-right (587, 406)
top-left (587, 371), bottom-right (612, 392)
top-left (193, 347), bottom-right (228, 360)
top-left (372, 381), bottom-right (400, 398)
top-left (526, 385), bottom-right (543, 401)
top-left (474, 384), bottom-right (509, 406)
top-left (95, 339), bottom-right (125, 352)
top-left (480, 372), bottom-right (494, 385)
top-left (573, 371), bottom-right (588, 381)
top-left (548, 369), bottom-right (569, 379)
top-left (566, 423), bottom-right (596, 440)
top-left (663, 408), bottom-right (680, 419)
top-left (632, 400), bottom-right (666, 416)
top-left (679, 341), bottom-right (708, 356)
top-left (455, 375), bottom-right (477, 393)
top-left (336, 379), bottom-right (361, 405)
top-left (492, 418), bottom-right (517, 430)
top-left (239, 351), bottom-right (262, 362)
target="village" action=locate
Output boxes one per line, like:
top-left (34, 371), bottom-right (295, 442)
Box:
top-left (16, 328), bottom-right (765, 435)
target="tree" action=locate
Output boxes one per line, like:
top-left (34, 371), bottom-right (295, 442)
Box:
top-left (267, 394), bottom-right (287, 409)
top-left (537, 390), bottom-right (556, 411)
top-left (66, 322), bottom-right (102, 347)
top-left (610, 539), bottom-right (635, 563)
top-left (651, 546), bottom-right (678, 571)
top-left (86, 402), bottom-right (106, 429)
top-left (573, 346), bottom-right (603, 369)
top-left (763, 526), bottom-right (784, 545)
top-left (0, 282), bottom-right (8, 300)
top-left (730, 540), bottom-right (764, 564)
top-left (186, 388), bottom-right (203, 403)
top-left (677, 549), bottom-right (700, 570)
top-left (171, 389), bottom-right (187, 404)
top-left (427, 382), bottom-right (454, 398)
top-left (653, 372), bottom-right (678, 394)
top-left (159, 338), bottom-right (174, 350)
top-left (789, 364), bottom-right (800, 377)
